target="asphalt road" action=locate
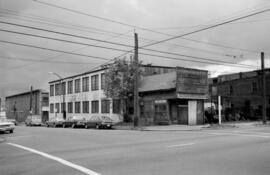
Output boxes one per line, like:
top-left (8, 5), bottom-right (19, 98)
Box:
top-left (1, 125), bottom-right (270, 175)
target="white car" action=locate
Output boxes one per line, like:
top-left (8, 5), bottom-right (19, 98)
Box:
top-left (0, 118), bottom-right (15, 133)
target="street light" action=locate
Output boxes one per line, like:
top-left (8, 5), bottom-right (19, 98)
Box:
top-left (49, 72), bottom-right (66, 120)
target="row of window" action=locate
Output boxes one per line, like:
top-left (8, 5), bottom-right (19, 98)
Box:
top-left (228, 82), bottom-right (257, 95)
top-left (50, 74), bottom-right (106, 96)
top-left (49, 99), bottom-right (121, 114)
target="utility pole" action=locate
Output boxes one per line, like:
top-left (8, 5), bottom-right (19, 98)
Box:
top-left (261, 52), bottom-right (267, 124)
top-left (133, 32), bottom-right (139, 127)
top-left (30, 86), bottom-right (33, 115)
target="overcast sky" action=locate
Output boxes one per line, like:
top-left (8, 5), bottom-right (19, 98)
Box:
top-left (0, 0), bottom-right (270, 97)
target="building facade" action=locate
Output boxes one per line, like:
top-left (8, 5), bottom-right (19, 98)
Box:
top-left (49, 65), bottom-right (207, 125)
top-left (5, 89), bottom-right (49, 122)
top-left (139, 67), bottom-right (208, 125)
top-left (209, 69), bottom-right (270, 120)
top-left (48, 65), bottom-right (176, 123)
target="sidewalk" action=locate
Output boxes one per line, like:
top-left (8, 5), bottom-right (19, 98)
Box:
top-left (114, 121), bottom-right (269, 131)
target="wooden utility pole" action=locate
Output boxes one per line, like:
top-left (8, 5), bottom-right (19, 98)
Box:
top-left (30, 86), bottom-right (33, 116)
top-left (261, 52), bottom-right (267, 124)
top-left (133, 33), bottom-right (139, 127)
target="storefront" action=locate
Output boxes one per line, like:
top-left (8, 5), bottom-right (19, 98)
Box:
top-left (139, 67), bottom-right (208, 125)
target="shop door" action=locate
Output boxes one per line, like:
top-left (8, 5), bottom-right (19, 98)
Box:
top-left (177, 105), bottom-right (188, 124)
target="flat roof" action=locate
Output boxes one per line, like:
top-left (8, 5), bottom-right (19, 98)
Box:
top-left (49, 64), bottom-right (176, 84)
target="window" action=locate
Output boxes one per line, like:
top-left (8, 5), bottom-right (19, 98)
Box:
top-left (55, 83), bottom-right (61, 96)
top-left (113, 99), bottom-right (121, 114)
top-left (101, 99), bottom-right (110, 113)
top-left (55, 103), bottom-right (60, 113)
top-left (91, 74), bottom-right (99, 91)
top-left (252, 82), bottom-right (257, 93)
top-left (68, 102), bottom-right (73, 113)
top-left (61, 82), bottom-right (66, 95)
top-left (82, 101), bottom-right (89, 113)
top-left (75, 102), bottom-right (81, 113)
top-left (42, 97), bottom-right (49, 106)
top-left (67, 81), bottom-right (73, 94)
top-left (50, 85), bottom-right (54, 96)
top-left (82, 77), bottom-right (89, 92)
top-left (91, 100), bottom-right (99, 113)
top-left (75, 79), bottom-right (81, 93)
top-left (101, 73), bottom-right (105, 90)
top-left (61, 103), bottom-right (66, 112)
top-left (50, 103), bottom-right (54, 113)
top-left (229, 85), bottom-right (233, 95)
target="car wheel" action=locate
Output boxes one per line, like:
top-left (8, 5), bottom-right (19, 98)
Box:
top-left (9, 130), bottom-right (13, 133)
top-left (96, 124), bottom-right (99, 129)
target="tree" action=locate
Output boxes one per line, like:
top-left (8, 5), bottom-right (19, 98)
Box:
top-left (103, 57), bottom-right (138, 122)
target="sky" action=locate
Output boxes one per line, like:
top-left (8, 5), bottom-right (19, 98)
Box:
top-left (0, 0), bottom-right (270, 97)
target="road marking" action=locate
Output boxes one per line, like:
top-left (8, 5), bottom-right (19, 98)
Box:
top-left (167, 142), bottom-right (195, 148)
top-left (7, 142), bottom-right (101, 175)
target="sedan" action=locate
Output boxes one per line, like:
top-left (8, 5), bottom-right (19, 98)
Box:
top-left (62, 116), bottom-right (85, 128)
top-left (83, 116), bottom-right (114, 129)
top-left (45, 118), bottom-right (64, 127)
top-left (0, 117), bottom-right (15, 134)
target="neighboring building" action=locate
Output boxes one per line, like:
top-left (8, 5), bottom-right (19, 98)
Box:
top-left (48, 65), bottom-right (175, 123)
top-left (48, 65), bottom-right (208, 125)
top-left (5, 89), bottom-right (49, 122)
top-left (209, 69), bottom-right (270, 120)
top-left (139, 67), bottom-right (208, 125)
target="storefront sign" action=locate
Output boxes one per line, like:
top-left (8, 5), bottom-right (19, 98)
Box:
top-left (154, 100), bottom-right (167, 104)
top-left (176, 67), bottom-right (208, 94)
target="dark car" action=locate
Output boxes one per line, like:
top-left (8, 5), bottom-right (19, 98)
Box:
top-left (45, 118), bottom-right (64, 127)
top-left (83, 116), bottom-right (114, 129)
top-left (25, 115), bottom-right (43, 126)
top-left (62, 116), bottom-right (85, 128)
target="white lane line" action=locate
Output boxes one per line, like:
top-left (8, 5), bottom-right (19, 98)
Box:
top-left (167, 142), bottom-right (195, 148)
top-left (7, 143), bottom-right (101, 175)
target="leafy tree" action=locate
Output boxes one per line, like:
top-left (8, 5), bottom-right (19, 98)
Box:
top-left (103, 57), bottom-right (139, 122)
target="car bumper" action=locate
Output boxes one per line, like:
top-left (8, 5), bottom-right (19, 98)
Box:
top-left (0, 126), bottom-right (15, 132)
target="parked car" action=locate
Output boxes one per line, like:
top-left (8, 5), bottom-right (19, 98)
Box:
top-left (0, 117), bottom-right (15, 133)
top-left (83, 116), bottom-right (114, 129)
top-left (25, 115), bottom-right (43, 126)
top-left (45, 118), bottom-right (64, 127)
top-left (62, 116), bottom-right (85, 128)
top-left (6, 119), bottom-right (18, 126)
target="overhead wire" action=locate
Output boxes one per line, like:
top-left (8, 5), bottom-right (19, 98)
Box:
top-left (34, 0), bottom-right (268, 54)
top-left (0, 9), bottom-right (250, 58)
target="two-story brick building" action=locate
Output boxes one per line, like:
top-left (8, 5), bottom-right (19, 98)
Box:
top-left (209, 69), bottom-right (270, 120)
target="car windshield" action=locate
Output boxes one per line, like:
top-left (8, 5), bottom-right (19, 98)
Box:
top-left (32, 116), bottom-right (41, 122)
top-left (72, 116), bottom-right (85, 120)
top-left (101, 116), bottom-right (113, 122)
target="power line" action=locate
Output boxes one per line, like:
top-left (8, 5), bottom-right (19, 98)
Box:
top-left (34, 0), bottom-right (266, 53)
top-left (0, 55), bottom-right (98, 65)
top-left (0, 40), bottom-right (110, 61)
top-left (0, 19), bottom-right (240, 58)
top-left (0, 29), bottom-right (132, 52)
top-left (0, 39), bottom-right (257, 69)
top-left (0, 21), bottom-right (133, 48)
top-left (140, 8), bottom-right (270, 48)
top-left (1, 8), bottom-right (256, 58)
top-left (0, 21), bottom-right (243, 60)
top-left (0, 29), bottom-right (257, 68)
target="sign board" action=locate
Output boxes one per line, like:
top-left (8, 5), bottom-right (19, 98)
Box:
top-left (176, 67), bottom-right (208, 94)
top-left (154, 100), bottom-right (167, 104)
